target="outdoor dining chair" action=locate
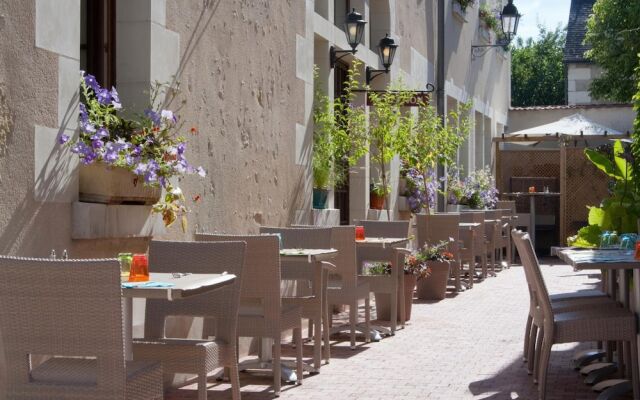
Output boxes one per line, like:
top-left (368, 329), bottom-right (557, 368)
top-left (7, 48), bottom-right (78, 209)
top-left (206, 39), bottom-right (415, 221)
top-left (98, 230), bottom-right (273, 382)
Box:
top-left (356, 220), bottom-right (411, 333)
top-left (484, 209), bottom-right (501, 275)
top-left (0, 256), bottom-right (163, 400)
top-left (495, 208), bottom-right (513, 268)
top-left (511, 231), bottom-right (639, 400)
top-left (415, 213), bottom-right (470, 291)
top-left (460, 211), bottom-right (488, 279)
top-left (132, 241), bottom-right (246, 400)
top-left (259, 226), bottom-right (334, 370)
top-left (326, 226), bottom-right (372, 349)
top-left (195, 233), bottom-right (304, 395)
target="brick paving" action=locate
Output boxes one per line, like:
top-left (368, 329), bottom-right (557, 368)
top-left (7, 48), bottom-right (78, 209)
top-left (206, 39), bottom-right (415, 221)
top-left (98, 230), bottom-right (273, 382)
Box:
top-left (166, 258), bottom-right (618, 400)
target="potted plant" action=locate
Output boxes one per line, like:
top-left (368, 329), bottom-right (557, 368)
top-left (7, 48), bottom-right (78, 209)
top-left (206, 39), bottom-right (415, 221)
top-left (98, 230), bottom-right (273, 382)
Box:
top-left (458, 166), bottom-right (499, 210)
top-left (370, 181), bottom-right (389, 210)
top-left (415, 240), bottom-right (455, 300)
top-left (59, 73), bottom-right (206, 230)
top-left (445, 166), bottom-right (468, 212)
top-left (312, 64), bottom-right (367, 209)
top-left (367, 258), bottom-right (429, 321)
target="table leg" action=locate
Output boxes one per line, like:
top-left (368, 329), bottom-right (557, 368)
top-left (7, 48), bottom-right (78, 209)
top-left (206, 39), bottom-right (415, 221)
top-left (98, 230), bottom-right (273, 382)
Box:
top-left (313, 261), bottom-right (323, 370)
top-left (322, 268), bottom-right (330, 363)
top-left (529, 196), bottom-right (536, 248)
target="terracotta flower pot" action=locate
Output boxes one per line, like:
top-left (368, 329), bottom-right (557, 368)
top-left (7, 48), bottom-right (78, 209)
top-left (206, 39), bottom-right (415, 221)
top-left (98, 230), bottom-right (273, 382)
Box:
top-left (416, 261), bottom-right (450, 300)
top-left (374, 274), bottom-right (417, 321)
top-left (370, 192), bottom-right (385, 210)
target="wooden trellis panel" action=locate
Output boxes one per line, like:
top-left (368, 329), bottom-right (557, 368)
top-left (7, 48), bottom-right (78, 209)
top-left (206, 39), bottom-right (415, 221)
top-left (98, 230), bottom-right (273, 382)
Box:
top-left (563, 147), bottom-right (610, 240)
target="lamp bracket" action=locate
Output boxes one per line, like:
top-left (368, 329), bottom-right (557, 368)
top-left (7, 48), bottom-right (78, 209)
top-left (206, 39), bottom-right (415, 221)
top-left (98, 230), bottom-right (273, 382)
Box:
top-left (366, 66), bottom-right (390, 85)
top-left (330, 46), bottom-right (356, 69)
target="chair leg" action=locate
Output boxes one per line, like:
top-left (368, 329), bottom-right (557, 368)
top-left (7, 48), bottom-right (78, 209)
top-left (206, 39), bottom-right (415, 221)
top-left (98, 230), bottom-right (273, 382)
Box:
top-left (294, 327), bottom-right (303, 385)
top-left (629, 338), bottom-right (640, 399)
top-left (198, 370), bottom-right (208, 400)
top-left (365, 295), bottom-right (371, 343)
top-left (308, 319), bottom-right (313, 341)
top-left (313, 315), bottom-right (322, 370)
top-left (528, 323), bottom-right (539, 377)
top-left (533, 327), bottom-right (545, 383)
top-left (323, 303), bottom-right (331, 363)
top-left (454, 262), bottom-right (462, 292)
top-left (229, 364), bottom-right (241, 400)
top-left (350, 300), bottom-right (357, 350)
top-left (273, 338), bottom-right (281, 396)
top-left (538, 333), bottom-right (553, 400)
top-left (523, 313), bottom-right (533, 362)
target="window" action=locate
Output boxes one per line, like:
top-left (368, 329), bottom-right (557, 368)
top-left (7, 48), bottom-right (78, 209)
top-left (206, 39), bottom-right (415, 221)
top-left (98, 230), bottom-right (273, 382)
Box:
top-left (334, 0), bottom-right (350, 28)
top-left (80, 0), bottom-right (116, 88)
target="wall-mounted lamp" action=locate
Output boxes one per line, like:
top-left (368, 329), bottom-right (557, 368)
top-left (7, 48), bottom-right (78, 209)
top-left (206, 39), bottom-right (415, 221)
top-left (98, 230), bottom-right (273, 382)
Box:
top-left (330, 9), bottom-right (366, 68)
top-left (365, 34), bottom-right (399, 84)
top-left (471, 0), bottom-right (521, 59)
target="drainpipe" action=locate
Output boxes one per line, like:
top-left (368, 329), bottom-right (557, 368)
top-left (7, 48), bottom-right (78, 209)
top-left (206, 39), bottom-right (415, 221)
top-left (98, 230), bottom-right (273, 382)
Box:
top-left (436, 0), bottom-right (446, 212)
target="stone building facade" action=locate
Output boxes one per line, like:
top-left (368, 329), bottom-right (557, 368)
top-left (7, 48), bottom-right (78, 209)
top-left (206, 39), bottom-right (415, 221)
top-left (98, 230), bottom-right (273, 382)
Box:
top-left (0, 0), bottom-right (510, 253)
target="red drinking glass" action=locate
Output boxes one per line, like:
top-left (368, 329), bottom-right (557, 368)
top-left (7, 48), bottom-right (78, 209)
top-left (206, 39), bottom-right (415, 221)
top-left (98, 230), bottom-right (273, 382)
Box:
top-left (635, 241), bottom-right (640, 260)
top-left (129, 254), bottom-right (150, 282)
top-left (355, 226), bottom-right (365, 241)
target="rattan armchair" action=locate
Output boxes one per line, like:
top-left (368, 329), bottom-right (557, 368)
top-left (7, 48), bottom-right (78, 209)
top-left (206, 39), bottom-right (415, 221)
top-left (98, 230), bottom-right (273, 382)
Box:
top-left (356, 220), bottom-right (410, 334)
top-left (195, 233), bottom-right (303, 395)
top-left (259, 226), bottom-right (333, 371)
top-left (325, 226), bottom-right (372, 349)
top-left (132, 241), bottom-right (246, 400)
top-left (415, 213), bottom-right (469, 292)
top-left (512, 231), bottom-right (639, 399)
top-left (484, 209), bottom-right (501, 275)
top-left (0, 256), bottom-right (163, 400)
top-left (460, 211), bottom-right (488, 279)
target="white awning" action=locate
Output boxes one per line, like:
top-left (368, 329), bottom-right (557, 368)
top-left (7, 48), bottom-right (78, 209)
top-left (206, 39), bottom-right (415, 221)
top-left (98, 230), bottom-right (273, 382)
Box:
top-left (506, 113), bottom-right (624, 138)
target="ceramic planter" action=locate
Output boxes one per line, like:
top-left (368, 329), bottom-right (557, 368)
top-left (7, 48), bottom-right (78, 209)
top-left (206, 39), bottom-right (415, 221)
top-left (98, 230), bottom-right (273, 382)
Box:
top-left (416, 261), bottom-right (450, 300)
top-left (374, 274), bottom-right (417, 321)
top-left (79, 163), bottom-right (160, 205)
top-left (312, 188), bottom-right (329, 209)
top-left (446, 204), bottom-right (469, 213)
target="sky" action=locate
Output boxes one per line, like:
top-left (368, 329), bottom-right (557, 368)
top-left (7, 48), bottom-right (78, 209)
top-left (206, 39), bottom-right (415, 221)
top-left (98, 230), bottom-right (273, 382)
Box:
top-left (514, 0), bottom-right (572, 41)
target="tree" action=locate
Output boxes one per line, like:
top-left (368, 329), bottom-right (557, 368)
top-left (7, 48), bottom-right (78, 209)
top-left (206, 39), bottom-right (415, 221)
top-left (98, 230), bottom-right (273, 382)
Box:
top-left (511, 25), bottom-right (566, 107)
top-left (584, 0), bottom-right (640, 102)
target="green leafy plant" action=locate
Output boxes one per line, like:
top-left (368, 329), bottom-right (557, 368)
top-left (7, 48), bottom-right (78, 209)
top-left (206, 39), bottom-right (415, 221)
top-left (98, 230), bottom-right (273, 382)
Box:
top-left (568, 139), bottom-right (640, 247)
top-left (365, 261), bottom-right (392, 275)
top-left (479, 4), bottom-right (499, 33)
top-left (455, 0), bottom-right (476, 12)
top-left (399, 102), bottom-right (472, 213)
top-left (366, 84), bottom-right (414, 217)
top-left (312, 63), bottom-right (367, 190)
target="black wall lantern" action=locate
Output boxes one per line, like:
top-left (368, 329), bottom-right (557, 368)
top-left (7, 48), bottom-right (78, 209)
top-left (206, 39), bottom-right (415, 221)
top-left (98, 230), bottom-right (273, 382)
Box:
top-left (330, 9), bottom-right (366, 68)
top-left (471, 0), bottom-right (521, 59)
top-left (366, 34), bottom-right (399, 84)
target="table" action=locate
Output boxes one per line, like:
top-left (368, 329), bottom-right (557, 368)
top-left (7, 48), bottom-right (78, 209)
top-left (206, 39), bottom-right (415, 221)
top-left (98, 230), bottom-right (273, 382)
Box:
top-left (278, 248), bottom-right (337, 376)
top-left (357, 238), bottom-right (410, 337)
top-left (557, 248), bottom-right (640, 398)
top-left (122, 272), bottom-right (236, 360)
top-left (503, 192), bottom-right (561, 247)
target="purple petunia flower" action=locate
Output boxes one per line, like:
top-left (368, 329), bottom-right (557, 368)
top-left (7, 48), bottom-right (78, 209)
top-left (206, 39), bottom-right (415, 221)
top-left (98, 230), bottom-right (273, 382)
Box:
top-left (96, 88), bottom-right (112, 105)
top-left (110, 87), bottom-right (122, 110)
top-left (79, 103), bottom-right (89, 123)
top-left (92, 127), bottom-right (109, 140)
top-left (144, 109), bottom-right (161, 126)
top-left (176, 143), bottom-right (186, 155)
top-left (133, 162), bottom-right (147, 176)
top-left (161, 109), bottom-right (177, 123)
top-left (131, 145), bottom-right (142, 157)
top-left (58, 134), bottom-right (70, 145)
top-left (196, 166), bottom-right (206, 177)
top-left (91, 139), bottom-right (104, 149)
top-left (84, 74), bottom-right (100, 92)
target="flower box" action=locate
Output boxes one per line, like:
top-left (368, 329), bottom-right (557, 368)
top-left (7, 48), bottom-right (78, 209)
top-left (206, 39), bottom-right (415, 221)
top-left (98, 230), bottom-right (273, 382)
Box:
top-left (79, 163), bottom-right (160, 205)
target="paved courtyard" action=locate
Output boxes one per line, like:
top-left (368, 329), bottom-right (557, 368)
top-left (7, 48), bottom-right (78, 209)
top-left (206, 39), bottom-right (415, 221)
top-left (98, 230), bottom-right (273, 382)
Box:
top-left (167, 259), bottom-right (613, 400)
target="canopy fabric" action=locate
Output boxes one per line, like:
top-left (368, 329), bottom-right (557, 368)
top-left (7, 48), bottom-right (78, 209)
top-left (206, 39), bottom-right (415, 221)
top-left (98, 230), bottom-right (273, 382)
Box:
top-left (506, 113), bottom-right (623, 138)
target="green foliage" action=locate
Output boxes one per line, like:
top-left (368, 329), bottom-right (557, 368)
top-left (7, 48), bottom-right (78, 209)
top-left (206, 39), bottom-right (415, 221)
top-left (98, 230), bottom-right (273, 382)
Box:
top-left (479, 5), bottom-right (499, 32)
top-left (399, 102), bottom-right (472, 212)
top-left (455, 0), bottom-right (476, 12)
top-left (567, 225), bottom-right (602, 248)
top-left (312, 63), bottom-right (367, 189)
top-left (632, 55), bottom-right (640, 195)
top-left (511, 25), bottom-right (566, 107)
top-left (366, 83), bottom-right (414, 216)
top-left (569, 139), bottom-right (640, 246)
top-left (584, 0), bottom-right (640, 102)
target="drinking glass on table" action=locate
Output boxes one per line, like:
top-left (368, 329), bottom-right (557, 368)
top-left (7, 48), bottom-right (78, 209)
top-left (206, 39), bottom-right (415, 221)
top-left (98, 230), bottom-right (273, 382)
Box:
top-left (118, 253), bottom-right (133, 277)
top-left (355, 226), bottom-right (365, 241)
top-left (129, 254), bottom-right (149, 282)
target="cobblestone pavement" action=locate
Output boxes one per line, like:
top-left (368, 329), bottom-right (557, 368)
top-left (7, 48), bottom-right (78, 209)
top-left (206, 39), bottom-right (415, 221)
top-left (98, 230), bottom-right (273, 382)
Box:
top-left (166, 258), bottom-right (619, 400)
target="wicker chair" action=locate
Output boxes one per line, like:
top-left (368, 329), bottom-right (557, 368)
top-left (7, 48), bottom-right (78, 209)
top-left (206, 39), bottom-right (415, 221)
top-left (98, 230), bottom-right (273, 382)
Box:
top-left (495, 208), bottom-right (513, 268)
top-left (0, 256), bottom-right (163, 400)
top-left (132, 241), bottom-right (246, 400)
top-left (325, 226), bottom-right (372, 349)
top-left (460, 211), bottom-right (488, 279)
top-left (356, 220), bottom-right (411, 334)
top-left (195, 233), bottom-right (303, 395)
top-left (484, 209), bottom-right (501, 275)
top-left (259, 226), bottom-right (333, 371)
top-left (512, 231), bottom-right (639, 399)
top-left (415, 213), bottom-right (470, 291)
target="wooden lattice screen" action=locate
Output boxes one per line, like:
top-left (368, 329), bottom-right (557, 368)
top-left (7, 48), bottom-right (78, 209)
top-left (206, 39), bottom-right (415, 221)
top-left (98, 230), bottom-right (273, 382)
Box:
top-left (563, 147), bottom-right (610, 240)
top-left (496, 145), bottom-right (611, 246)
